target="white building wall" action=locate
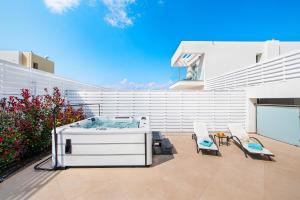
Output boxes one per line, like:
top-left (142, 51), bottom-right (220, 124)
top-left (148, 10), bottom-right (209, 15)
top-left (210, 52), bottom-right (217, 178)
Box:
top-left (247, 79), bottom-right (300, 99)
top-left (280, 42), bottom-right (300, 54)
top-left (264, 40), bottom-right (280, 59)
top-left (202, 42), bottom-right (262, 79)
top-left (0, 51), bottom-right (21, 65)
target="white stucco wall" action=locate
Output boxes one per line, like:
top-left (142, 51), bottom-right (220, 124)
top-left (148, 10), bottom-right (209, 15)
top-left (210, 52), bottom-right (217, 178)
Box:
top-left (247, 79), bottom-right (300, 99)
top-left (280, 42), bottom-right (300, 54)
top-left (201, 42), bottom-right (262, 79)
top-left (0, 51), bottom-right (21, 65)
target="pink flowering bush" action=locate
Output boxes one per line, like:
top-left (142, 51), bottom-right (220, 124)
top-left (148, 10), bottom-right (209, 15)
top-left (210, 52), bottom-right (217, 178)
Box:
top-left (0, 87), bottom-right (85, 170)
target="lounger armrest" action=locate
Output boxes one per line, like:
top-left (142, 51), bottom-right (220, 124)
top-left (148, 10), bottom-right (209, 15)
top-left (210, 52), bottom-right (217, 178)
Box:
top-left (249, 136), bottom-right (264, 147)
top-left (209, 134), bottom-right (219, 151)
top-left (231, 135), bottom-right (243, 146)
top-left (192, 133), bottom-right (200, 153)
top-left (231, 135), bottom-right (248, 157)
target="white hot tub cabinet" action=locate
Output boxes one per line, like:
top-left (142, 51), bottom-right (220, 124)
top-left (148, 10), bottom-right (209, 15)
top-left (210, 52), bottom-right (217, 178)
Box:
top-left (52, 116), bottom-right (152, 167)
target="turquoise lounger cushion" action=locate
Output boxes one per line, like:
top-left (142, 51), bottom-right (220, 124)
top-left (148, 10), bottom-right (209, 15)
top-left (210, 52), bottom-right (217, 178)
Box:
top-left (248, 143), bottom-right (263, 151)
top-left (199, 139), bottom-right (213, 147)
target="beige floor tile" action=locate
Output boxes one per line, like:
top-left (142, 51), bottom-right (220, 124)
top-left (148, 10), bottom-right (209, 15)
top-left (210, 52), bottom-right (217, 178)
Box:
top-left (1, 134), bottom-right (300, 200)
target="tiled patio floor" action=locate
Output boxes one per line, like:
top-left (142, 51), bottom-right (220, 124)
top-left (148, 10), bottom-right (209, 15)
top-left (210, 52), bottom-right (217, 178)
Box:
top-left (1, 134), bottom-right (300, 200)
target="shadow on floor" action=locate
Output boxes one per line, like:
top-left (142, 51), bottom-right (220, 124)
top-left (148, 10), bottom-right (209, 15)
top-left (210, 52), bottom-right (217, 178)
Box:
top-left (151, 145), bottom-right (178, 167)
top-left (248, 154), bottom-right (276, 161)
top-left (0, 157), bottom-right (61, 200)
top-left (200, 150), bottom-right (222, 157)
top-left (151, 154), bottom-right (174, 167)
top-left (172, 146), bottom-right (178, 154)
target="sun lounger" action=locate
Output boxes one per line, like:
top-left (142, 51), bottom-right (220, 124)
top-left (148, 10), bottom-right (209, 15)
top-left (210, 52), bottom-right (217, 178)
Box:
top-left (192, 122), bottom-right (219, 155)
top-left (228, 123), bottom-right (274, 160)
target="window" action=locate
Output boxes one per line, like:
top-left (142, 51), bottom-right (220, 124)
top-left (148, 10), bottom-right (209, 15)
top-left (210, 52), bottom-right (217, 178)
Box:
top-left (256, 53), bottom-right (262, 63)
top-left (33, 62), bottom-right (38, 69)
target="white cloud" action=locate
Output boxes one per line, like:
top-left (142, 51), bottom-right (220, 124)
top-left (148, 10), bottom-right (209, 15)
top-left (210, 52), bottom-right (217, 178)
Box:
top-left (101, 0), bottom-right (136, 28)
top-left (44, 0), bottom-right (80, 13)
top-left (108, 78), bottom-right (173, 90)
top-left (120, 78), bottom-right (129, 84)
top-left (43, 0), bottom-right (136, 28)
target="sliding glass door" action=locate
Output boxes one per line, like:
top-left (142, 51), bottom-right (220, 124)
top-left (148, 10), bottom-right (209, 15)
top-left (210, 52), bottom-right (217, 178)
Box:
top-left (257, 105), bottom-right (300, 146)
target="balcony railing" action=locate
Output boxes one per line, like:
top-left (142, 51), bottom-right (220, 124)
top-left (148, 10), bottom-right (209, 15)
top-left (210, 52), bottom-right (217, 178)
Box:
top-left (177, 67), bottom-right (203, 81)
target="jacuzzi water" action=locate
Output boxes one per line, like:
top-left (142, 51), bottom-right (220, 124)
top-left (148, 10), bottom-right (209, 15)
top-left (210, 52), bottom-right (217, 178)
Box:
top-left (82, 119), bottom-right (139, 129)
top-left (70, 117), bottom-right (140, 129)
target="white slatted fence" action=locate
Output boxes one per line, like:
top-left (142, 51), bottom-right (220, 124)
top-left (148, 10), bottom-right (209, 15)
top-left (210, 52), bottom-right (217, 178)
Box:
top-left (205, 50), bottom-right (300, 90)
top-left (66, 90), bottom-right (247, 133)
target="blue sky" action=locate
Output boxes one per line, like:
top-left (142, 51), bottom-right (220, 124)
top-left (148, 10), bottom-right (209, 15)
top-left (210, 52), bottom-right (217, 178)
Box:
top-left (1, 0), bottom-right (300, 89)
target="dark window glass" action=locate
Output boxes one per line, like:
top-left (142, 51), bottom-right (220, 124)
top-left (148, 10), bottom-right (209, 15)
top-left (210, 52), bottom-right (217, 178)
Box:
top-left (33, 62), bottom-right (38, 69)
top-left (256, 53), bottom-right (262, 63)
top-left (257, 98), bottom-right (300, 106)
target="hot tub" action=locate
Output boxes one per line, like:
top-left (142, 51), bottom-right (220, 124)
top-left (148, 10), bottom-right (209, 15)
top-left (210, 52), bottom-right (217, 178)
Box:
top-left (52, 116), bottom-right (152, 167)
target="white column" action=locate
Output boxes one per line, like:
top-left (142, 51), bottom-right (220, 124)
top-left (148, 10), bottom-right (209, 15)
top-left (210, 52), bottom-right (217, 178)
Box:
top-left (247, 98), bottom-right (257, 133)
